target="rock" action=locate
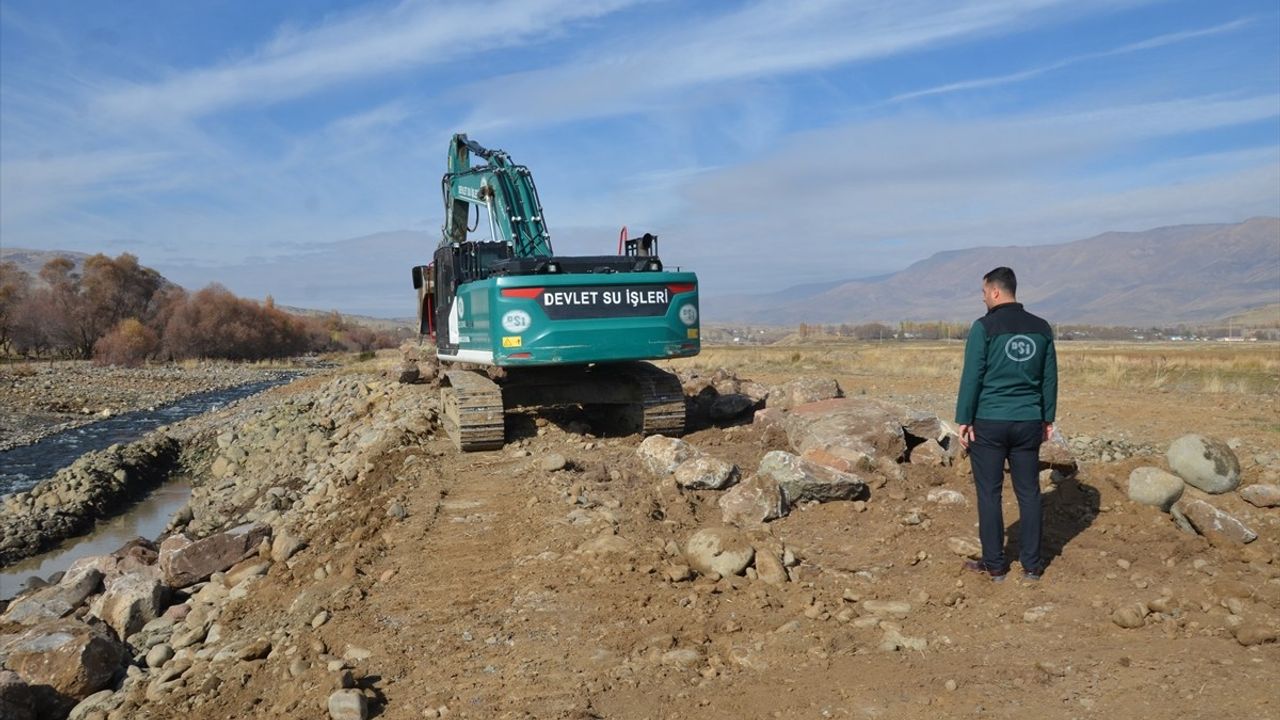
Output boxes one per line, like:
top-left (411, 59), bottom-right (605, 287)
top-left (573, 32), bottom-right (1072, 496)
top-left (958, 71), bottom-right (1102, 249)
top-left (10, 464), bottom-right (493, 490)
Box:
top-left (684, 528), bottom-right (755, 577)
top-left (718, 475), bottom-right (787, 527)
top-left (0, 569), bottom-right (103, 626)
top-left (910, 439), bottom-right (953, 466)
top-left (396, 364), bottom-right (420, 384)
top-left (767, 377), bottom-right (842, 411)
top-left (1172, 498), bottom-right (1257, 544)
top-left (271, 531), bottom-right (307, 563)
top-left (1233, 623), bottom-right (1278, 647)
top-left (663, 564), bottom-right (693, 583)
top-left (2, 619), bottom-right (126, 713)
top-left (946, 537), bottom-right (981, 558)
top-left (757, 450), bottom-right (866, 505)
top-left (709, 394), bottom-right (757, 421)
top-left (328, 689), bottom-right (369, 720)
top-left (577, 534), bottom-right (634, 556)
top-left (1127, 467), bottom-right (1185, 511)
top-left (660, 648), bottom-right (703, 668)
top-left (926, 488), bottom-right (967, 506)
top-left (636, 435), bottom-right (700, 476)
top-left (1111, 603), bottom-right (1148, 629)
top-left (67, 688), bottom-right (118, 720)
top-left (158, 522), bottom-right (272, 587)
top-left (0, 670), bottom-right (35, 720)
top-left (1038, 429), bottom-right (1077, 476)
top-left (1167, 434), bottom-right (1241, 494)
top-left (145, 643), bottom-right (174, 669)
top-left (89, 570), bottom-right (168, 638)
top-left (782, 398), bottom-right (906, 467)
top-left (223, 557), bottom-right (270, 587)
top-left (673, 456), bottom-right (739, 490)
top-left (540, 453), bottom-right (568, 472)
top-left (862, 600), bottom-right (912, 618)
top-left (1240, 484), bottom-right (1280, 508)
top-left (753, 550), bottom-right (788, 586)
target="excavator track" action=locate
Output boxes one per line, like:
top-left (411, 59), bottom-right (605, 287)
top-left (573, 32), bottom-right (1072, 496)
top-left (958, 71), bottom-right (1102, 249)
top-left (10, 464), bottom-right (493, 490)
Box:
top-left (623, 362), bottom-right (687, 437)
top-left (441, 370), bottom-right (505, 452)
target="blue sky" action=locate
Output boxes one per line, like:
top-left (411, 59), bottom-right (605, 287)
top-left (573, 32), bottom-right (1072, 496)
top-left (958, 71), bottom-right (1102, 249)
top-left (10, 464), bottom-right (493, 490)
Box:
top-left (1, 0), bottom-right (1277, 317)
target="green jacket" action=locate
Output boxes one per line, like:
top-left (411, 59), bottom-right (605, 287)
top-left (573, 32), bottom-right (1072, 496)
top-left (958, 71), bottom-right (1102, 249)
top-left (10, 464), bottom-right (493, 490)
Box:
top-left (955, 302), bottom-right (1057, 424)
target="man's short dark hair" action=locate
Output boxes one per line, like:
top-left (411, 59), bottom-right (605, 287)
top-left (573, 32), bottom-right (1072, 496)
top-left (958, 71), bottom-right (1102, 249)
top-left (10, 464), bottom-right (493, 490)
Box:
top-left (984, 266), bottom-right (1017, 296)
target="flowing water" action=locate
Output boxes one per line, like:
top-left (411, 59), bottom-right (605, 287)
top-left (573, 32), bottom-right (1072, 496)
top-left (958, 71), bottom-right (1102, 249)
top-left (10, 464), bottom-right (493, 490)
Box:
top-left (0, 373), bottom-right (299, 599)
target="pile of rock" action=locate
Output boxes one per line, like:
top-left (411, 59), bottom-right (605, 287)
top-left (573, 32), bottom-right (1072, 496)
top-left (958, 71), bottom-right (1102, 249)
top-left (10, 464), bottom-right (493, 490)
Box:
top-left (0, 435), bottom-right (181, 565)
top-left (2, 372), bottom-right (442, 720)
top-left (1126, 433), bottom-right (1274, 546)
top-left (1066, 434), bottom-right (1157, 462)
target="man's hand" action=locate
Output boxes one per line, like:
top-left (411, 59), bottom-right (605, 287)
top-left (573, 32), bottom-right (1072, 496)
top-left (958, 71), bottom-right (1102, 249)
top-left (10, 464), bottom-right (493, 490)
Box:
top-left (958, 424), bottom-right (975, 449)
top-left (1043, 422), bottom-right (1054, 442)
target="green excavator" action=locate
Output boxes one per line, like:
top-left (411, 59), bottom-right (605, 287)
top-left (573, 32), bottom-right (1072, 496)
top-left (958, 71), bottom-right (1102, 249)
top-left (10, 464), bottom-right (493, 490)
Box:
top-left (412, 134), bottom-right (700, 451)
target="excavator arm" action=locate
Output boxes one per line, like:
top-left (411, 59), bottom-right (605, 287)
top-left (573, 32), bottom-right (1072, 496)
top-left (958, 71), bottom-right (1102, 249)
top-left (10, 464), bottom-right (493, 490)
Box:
top-left (441, 133), bottom-right (553, 257)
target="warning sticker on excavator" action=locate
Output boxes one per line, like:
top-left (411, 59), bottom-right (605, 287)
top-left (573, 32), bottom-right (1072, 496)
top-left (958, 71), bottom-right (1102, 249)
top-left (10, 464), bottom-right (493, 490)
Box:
top-left (502, 336), bottom-right (522, 348)
top-left (687, 328), bottom-right (699, 339)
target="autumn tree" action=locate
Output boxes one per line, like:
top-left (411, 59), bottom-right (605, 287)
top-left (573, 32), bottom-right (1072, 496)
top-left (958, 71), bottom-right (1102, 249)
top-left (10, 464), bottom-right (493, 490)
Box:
top-left (94, 318), bottom-right (159, 366)
top-left (0, 261), bottom-right (31, 353)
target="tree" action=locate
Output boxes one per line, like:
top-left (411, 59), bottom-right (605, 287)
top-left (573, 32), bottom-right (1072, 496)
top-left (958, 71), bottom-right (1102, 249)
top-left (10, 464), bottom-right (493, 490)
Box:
top-left (94, 318), bottom-right (159, 367)
top-left (0, 261), bottom-right (31, 353)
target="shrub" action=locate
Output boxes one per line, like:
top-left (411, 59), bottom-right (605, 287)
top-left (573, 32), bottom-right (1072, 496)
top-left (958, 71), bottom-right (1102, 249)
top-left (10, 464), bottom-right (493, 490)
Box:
top-left (94, 318), bottom-right (159, 367)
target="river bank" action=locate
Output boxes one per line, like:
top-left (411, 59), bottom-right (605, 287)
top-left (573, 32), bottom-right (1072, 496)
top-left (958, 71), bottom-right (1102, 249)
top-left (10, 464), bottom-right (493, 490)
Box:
top-left (0, 360), bottom-right (314, 452)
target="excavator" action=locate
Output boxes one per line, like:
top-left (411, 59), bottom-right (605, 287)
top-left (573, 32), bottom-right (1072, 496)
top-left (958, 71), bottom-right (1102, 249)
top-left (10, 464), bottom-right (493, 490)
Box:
top-left (411, 134), bottom-right (700, 451)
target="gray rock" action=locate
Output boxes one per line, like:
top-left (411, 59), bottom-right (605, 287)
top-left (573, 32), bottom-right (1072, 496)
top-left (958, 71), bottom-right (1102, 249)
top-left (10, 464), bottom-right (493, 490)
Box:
top-left (1167, 434), bottom-right (1241, 494)
top-left (709, 393), bottom-right (756, 421)
top-left (1240, 484), bottom-right (1280, 508)
top-left (1171, 498), bottom-right (1257, 544)
top-left (90, 570), bottom-right (167, 639)
top-left (718, 474), bottom-right (787, 527)
top-left (328, 689), bottom-right (369, 720)
top-left (757, 450), bottom-right (865, 505)
top-left (910, 438), bottom-right (953, 466)
top-left (926, 488), bottom-right (967, 506)
top-left (636, 435), bottom-right (699, 476)
top-left (145, 643), bottom-right (174, 669)
top-left (684, 527), bottom-right (755, 577)
top-left (673, 456), bottom-right (739, 490)
top-left (753, 550), bottom-right (788, 586)
top-left (1127, 467), bottom-right (1185, 511)
top-left (539, 453), bottom-right (568, 472)
top-left (0, 569), bottom-right (103, 626)
top-left (67, 688), bottom-right (119, 720)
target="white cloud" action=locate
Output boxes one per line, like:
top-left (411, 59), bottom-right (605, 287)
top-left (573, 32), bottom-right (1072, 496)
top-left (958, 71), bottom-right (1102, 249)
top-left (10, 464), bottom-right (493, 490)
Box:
top-left (884, 18), bottom-right (1254, 104)
top-left (93, 0), bottom-right (640, 121)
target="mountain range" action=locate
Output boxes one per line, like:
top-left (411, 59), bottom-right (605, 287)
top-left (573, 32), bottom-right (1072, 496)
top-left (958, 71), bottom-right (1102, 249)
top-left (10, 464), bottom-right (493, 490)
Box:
top-left (704, 217), bottom-right (1280, 326)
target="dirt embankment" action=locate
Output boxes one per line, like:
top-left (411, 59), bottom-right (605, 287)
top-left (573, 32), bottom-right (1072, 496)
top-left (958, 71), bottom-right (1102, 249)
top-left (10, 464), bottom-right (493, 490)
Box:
top-left (1, 361), bottom-right (1278, 720)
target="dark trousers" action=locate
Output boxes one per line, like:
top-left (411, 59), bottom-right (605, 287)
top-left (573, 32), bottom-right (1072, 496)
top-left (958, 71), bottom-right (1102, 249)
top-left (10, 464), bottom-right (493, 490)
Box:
top-left (969, 419), bottom-right (1044, 573)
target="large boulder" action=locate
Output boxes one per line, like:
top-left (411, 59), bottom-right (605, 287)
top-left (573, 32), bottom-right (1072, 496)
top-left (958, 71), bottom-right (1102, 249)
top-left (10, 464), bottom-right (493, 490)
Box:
top-left (767, 377), bottom-right (842, 411)
top-left (1127, 467), bottom-right (1185, 511)
top-left (782, 398), bottom-right (907, 467)
top-left (0, 670), bottom-right (35, 720)
top-left (0, 569), bottom-right (103, 626)
top-left (1171, 498), bottom-right (1257, 545)
top-left (1, 619), bottom-right (126, 715)
top-left (673, 456), bottom-right (739, 491)
top-left (1167, 434), bottom-right (1241, 494)
top-left (718, 475), bottom-right (787, 527)
top-left (89, 570), bottom-right (169, 638)
top-left (757, 450), bottom-right (866, 505)
top-left (158, 522), bottom-right (272, 588)
top-left (636, 435), bottom-right (700, 476)
top-left (684, 528), bottom-right (754, 578)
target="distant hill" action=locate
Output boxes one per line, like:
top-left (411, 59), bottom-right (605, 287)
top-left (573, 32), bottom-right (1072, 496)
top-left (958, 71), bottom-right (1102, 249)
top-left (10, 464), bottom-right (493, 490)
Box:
top-left (708, 217), bottom-right (1280, 326)
top-left (0, 248), bottom-right (91, 282)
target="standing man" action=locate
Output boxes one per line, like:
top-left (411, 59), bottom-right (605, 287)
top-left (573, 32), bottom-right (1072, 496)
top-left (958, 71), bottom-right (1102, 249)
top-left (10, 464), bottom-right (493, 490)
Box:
top-left (955, 267), bottom-right (1057, 581)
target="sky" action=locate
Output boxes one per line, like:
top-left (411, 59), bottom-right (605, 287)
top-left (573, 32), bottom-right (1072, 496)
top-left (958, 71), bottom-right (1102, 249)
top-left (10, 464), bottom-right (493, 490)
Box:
top-left (1, 0), bottom-right (1277, 317)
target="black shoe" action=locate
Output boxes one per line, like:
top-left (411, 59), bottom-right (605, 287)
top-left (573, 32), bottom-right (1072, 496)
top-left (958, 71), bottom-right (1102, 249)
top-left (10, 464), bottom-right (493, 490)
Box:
top-left (1022, 569), bottom-right (1043, 581)
top-left (963, 559), bottom-right (1007, 582)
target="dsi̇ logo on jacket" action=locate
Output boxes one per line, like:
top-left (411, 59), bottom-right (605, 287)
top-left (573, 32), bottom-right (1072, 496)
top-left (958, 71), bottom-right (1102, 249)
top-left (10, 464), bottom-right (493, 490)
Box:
top-left (1004, 335), bottom-right (1037, 362)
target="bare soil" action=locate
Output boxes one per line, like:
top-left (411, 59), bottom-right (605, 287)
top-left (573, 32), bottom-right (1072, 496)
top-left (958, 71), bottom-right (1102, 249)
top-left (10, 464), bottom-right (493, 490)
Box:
top-left (141, 367), bottom-right (1279, 719)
